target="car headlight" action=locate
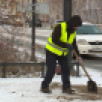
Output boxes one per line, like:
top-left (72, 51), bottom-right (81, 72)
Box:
top-left (77, 39), bottom-right (89, 45)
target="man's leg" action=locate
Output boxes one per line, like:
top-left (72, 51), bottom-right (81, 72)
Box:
top-left (41, 51), bottom-right (56, 90)
top-left (58, 56), bottom-right (71, 90)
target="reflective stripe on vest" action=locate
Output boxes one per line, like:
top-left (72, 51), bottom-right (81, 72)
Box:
top-left (47, 42), bottom-right (68, 52)
top-left (46, 22), bottom-right (76, 56)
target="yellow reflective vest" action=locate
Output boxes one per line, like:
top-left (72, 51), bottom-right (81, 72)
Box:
top-left (46, 22), bottom-right (76, 56)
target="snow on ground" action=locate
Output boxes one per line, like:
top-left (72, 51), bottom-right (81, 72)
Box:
top-left (0, 67), bottom-right (102, 102)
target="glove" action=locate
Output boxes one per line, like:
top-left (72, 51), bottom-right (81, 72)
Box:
top-left (67, 44), bottom-right (73, 51)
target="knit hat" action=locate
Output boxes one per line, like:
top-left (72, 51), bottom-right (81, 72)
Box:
top-left (67, 15), bottom-right (82, 28)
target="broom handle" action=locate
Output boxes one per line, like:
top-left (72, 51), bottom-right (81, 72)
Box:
top-left (73, 50), bottom-right (92, 80)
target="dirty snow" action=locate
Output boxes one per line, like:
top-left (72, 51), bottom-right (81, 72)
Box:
top-left (0, 67), bottom-right (102, 102)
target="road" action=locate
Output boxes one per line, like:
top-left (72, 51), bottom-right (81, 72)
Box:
top-left (81, 54), bottom-right (102, 74)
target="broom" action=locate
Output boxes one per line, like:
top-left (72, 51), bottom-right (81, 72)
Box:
top-left (73, 50), bottom-right (98, 92)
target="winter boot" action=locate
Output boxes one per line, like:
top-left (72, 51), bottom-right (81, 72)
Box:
top-left (63, 88), bottom-right (75, 94)
top-left (40, 87), bottom-right (52, 93)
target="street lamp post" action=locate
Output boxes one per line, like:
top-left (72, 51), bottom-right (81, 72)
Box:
top-left (64, 0), bottom-right (72, 21)
top-left (64, 0), bottom-right (73, 69)
top-left (31, 0), bottom-right (36, 61)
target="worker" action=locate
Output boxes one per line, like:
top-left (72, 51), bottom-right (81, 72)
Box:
top-left (41, 15), bottom-right (82, 94)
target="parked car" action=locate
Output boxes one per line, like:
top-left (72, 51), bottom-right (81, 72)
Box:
top-left (28, 18), bottom-right (42, 27)
top-left (76, 22), bottom-right (102, 55)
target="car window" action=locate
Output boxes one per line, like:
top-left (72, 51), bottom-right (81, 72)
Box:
top-left (76, 25), bottom-right (102, 34)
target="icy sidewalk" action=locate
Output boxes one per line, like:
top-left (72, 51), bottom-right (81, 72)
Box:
top-left (0, 67), bottom-right (102, 102)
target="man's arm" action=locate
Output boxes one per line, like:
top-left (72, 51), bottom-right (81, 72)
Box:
top-left (52, 24), bottom-right (67, 48)
top-left (52, 24), bottom-right (80, 56)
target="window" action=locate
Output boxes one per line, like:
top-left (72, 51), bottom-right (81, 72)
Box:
top-left (76, 25), bottom-right (102, 34)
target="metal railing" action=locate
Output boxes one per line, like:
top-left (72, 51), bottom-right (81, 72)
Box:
top-left (0, 61), bottom-right (80, 78)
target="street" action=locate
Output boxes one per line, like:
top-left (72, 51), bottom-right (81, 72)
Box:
top-left (82, 54), bottom-right (102, 74)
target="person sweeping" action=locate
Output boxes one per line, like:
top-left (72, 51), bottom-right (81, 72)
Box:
top-left (41, 15), bottom-right (82, 94)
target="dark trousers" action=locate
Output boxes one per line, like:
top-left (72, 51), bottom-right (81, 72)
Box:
top-left (41, 51), bottom-right (70, 90)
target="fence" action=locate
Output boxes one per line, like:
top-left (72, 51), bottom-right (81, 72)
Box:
top-left (0, 61), bottom-right (80, 78)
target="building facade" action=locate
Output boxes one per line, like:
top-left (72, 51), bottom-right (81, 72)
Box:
top-left (0, 0), bottom-right (102, 24)
top-left (37, 0), bottom-right (102, 24)
top-left (72, 0), bottom-right (102, 24)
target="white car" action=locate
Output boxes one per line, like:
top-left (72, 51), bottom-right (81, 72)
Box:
top-left (76, 22), bottom-right (102, 55)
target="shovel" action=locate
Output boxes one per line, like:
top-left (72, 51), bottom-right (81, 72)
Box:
top-left (73, 50), bottom-right (97, 92)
